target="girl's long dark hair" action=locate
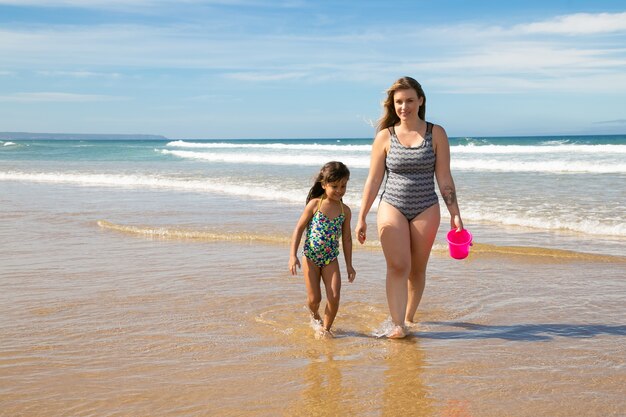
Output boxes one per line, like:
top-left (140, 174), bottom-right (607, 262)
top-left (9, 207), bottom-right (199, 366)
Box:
top-left (306, 161), bottom-right (350, 204)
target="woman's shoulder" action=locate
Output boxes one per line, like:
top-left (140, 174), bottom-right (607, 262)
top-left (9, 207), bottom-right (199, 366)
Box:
top-left (373, 128), bottom-right (392, 151)
top-left (430, 123), bottom-right (449, 143)
top-left (429, 122), bottom-right (447, 137)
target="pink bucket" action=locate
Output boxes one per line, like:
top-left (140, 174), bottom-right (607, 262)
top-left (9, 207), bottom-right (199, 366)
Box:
top-left (446, 229), bottom-right (473, 260)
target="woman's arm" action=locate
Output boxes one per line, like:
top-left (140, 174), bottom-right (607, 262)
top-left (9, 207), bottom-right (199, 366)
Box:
top-left (433, 124), bottom-right (464, 231)
top-left (355, 130), bottom-right (389, 243)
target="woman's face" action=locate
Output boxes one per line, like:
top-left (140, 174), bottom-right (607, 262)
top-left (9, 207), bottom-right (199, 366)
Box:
top-left (393, 88), bottom-right (423, 121)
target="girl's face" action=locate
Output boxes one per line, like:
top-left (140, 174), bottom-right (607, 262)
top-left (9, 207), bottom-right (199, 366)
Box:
top-left (393, 88), bottom-right (423, 121)
top-left (322, 178), bottom-right (348, 202)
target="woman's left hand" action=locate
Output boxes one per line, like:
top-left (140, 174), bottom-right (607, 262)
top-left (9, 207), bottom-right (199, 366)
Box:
top-left (451, 214), bottom-right (464, 232)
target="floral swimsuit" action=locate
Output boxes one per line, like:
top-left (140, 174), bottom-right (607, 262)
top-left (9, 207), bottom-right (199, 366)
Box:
top-left (303, 196), bottom-right (345, 268)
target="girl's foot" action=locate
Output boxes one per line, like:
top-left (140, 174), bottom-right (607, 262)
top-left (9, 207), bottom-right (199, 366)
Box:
top-left (387, 325), bottom-right (406, 339)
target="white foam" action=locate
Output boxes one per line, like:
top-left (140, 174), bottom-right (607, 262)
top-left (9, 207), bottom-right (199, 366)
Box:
top-left (159, 149), bottom-right (371, 168)
top-left (452, 144), bottom-right (626, 154)
top-left (452, 159), bottom-right (626, 174)
top-left (461, 206), bottom-right (625, 237)
top-left (166, 140), bottom-right (372, 152)
top-left (0, 170), bottom-right (307, 203)
top-left (161, 149), bottom-right (626, 174)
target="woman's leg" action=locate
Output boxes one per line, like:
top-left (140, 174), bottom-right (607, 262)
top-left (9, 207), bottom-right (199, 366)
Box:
top-left (302, 257), bottom-right (322, 322)
top-left (405, 204), bottom-right (440, 323)
top-left (320, 259), bottom-right (341, 332)
top-left (377, 201), bottom-right (412, 333)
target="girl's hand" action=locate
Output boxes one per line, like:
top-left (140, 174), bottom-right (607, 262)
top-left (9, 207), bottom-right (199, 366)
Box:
top-left (347, 266), bottom-right (356, 283)
top-left (355, 221), bottom-right (367, 244)
top-left (289, 255), bottom-right (301, 275)
top-left (451, 214), bottom-right (464, 232)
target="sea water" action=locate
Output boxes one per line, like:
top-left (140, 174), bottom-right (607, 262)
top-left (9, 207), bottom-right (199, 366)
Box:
top-left (2, 134), bottom-right (624, 254)
top-left (1, 134), bottom-right (625, 416)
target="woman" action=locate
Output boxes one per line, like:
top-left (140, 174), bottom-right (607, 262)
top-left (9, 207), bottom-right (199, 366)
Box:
top-left (355, 76), bottom-right (464, 339)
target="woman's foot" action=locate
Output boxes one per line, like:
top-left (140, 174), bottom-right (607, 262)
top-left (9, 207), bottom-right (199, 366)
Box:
top-left (387, 325), bottom-right (406, 339)
top-left (315, 328), bottom-right (334, 340)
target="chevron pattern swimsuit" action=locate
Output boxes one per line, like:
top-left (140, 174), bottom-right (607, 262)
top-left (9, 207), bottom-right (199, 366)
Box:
top-left (380, 122), bottom-right (439, 221)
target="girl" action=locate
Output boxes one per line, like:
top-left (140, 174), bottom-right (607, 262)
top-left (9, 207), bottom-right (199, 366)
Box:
top-left (289, 161), bottom-right (356, 339)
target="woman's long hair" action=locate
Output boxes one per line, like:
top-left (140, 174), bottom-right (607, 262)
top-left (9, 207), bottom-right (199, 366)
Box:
top-left (376, 76), bottom-right (426, 133)
top-left (306, 161), bottom-right (350, 204)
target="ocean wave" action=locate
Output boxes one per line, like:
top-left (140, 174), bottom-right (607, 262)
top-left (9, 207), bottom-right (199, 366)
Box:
top-left (97, 220), bottom-right (625, 263)
top-left (159, 149), bottom-right (371, 168)
top-left (166, 140), bottom-right (372, 152)
top-left (462, 206), bottom-right (625, 237)
top-left (453, 159), bottom-right (626, 174)
top-left (97, 220), bottom-right (291, 244)
top-left (452, 144), bottom-right (626, 154)
top-left (3, 170), bottom-right (622, 237)
top-left (160, 149), bottom-right (625, 174)
top-left (0, 170), bottom-right (308, 204)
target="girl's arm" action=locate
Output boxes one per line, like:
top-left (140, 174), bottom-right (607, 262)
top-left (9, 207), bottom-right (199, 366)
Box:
top-left (289, 199), bottom-right (317, 275)
top-left (341, 205), bottom-right (356, 282)
top-left (433, 124), bottom-right (464, 231)
top-left (355, 130), bottom-right (389, 244)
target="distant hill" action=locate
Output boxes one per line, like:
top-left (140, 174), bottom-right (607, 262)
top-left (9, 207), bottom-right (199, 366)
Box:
top-left (0, 132), bottom-right (168, 140)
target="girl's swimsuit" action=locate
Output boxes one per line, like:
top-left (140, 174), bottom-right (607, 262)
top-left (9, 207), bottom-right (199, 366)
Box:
top-left (380, 122), bottom-right (439, 221)
top-left (303, 196), bottom-right (345, 268)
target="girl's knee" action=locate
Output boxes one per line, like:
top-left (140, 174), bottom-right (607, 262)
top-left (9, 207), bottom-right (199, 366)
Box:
top-left (308, 294), bottom-right (322, 306)
top-left (326, 290), bottom-right (340, 306)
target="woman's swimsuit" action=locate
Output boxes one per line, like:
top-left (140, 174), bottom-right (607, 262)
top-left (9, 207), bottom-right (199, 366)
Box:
top-left (380, 122), bottom-right (439, 221)
top-left (303, 196), bottom-right (345, 268)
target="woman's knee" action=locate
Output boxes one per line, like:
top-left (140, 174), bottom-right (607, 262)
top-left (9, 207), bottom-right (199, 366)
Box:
top-left (386, 258), bottom-right (411, 278)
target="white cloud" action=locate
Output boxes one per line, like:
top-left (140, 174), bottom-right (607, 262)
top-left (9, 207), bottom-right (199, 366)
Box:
top-left (36, 70), bottom-right (123, 78)
top-left (0, 92), bottom-right (129, 102)
top-left (0, 11), bottom-right (625, 95)
top-left (0, 0), bottom-right (305, 10)
top-left (516, 12), bottom-right (626, 35)
top-left (225, 71), bottom-right (308, 81)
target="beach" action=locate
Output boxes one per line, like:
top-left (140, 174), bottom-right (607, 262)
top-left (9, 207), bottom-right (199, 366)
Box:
top-left (1, 137), bottom-right (625, 416)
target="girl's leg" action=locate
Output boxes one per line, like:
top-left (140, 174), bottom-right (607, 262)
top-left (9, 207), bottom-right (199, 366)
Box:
top-left (302, 257), bottom-right (322, 322)
top-left (405, 204), bottom-right (440, 323)
top-left (377, 201), bottom-right (412, 336)
top-left (320, 259), bottom-right (341, 332)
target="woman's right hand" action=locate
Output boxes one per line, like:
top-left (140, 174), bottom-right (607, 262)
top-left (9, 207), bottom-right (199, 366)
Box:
top-left (355, 220), bottom-right (367, 244)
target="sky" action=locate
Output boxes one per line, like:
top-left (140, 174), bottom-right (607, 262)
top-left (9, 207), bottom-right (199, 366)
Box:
top-left (1, 0), bottom-right (626, 139)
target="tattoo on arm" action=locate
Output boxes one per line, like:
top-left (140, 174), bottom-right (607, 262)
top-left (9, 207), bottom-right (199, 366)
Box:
top-left (443, 186), bottom-right (456, 206)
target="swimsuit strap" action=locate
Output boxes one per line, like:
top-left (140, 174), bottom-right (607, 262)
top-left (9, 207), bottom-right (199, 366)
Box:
top-left (426, 122), bottom-right (433, 136)
top-left (389, 123), bottom-right (431, 140)
top-left (318, 194), bottom-right (344, 217)
top-left (317, 195), bottom-right (324, 212)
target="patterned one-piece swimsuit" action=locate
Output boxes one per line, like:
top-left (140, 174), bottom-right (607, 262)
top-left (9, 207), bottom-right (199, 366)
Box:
top-left (380, 122), bottom-right (439, 221)
top-left (303, 196), bottom-right (345, 268)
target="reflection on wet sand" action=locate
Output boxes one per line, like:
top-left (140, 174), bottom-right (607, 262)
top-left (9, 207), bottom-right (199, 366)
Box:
top-left (287, 346), bottom-right (357, 417)
top-left (382, 339), bottom-right (436, 417)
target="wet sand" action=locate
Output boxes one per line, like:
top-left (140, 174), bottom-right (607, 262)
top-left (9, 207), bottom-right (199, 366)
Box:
top-left (2, 207), bottom-right (625, 416)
